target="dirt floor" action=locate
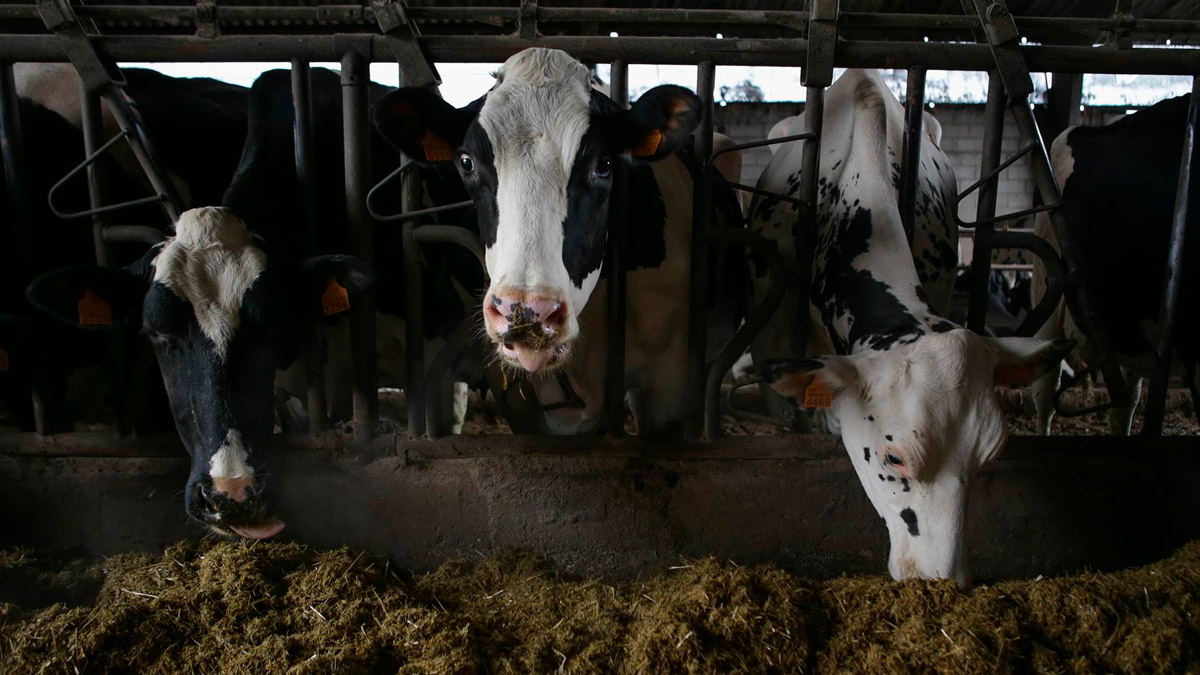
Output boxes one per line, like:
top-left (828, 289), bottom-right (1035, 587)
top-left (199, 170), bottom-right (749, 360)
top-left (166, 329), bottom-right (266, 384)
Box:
top-left (2, 539), bottom-right (1199, 674)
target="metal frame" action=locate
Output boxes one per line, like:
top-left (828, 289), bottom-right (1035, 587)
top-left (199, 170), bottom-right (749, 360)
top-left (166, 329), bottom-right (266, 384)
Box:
top-left (0, 0), bottom-right (1196, 445)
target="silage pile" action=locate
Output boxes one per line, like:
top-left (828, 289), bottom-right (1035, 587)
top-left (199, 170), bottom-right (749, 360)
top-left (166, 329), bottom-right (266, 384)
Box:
top-left (2, 540), bottom-right (1198, 674)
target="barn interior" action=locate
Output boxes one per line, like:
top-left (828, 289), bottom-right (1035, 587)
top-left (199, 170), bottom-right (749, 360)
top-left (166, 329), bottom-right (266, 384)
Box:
top-left (1, 1), bottom-right (1199, 669)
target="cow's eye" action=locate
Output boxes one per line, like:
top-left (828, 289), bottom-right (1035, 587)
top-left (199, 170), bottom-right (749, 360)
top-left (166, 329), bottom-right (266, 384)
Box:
top-left (594, 156), bottom-right (612, 178)
top-left (459, 154), bottom-right (474, 173)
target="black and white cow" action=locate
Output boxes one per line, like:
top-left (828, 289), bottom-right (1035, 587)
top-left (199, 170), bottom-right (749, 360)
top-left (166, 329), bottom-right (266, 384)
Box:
top-left (946, 266), bottom-right (1028, 337)
top-left (2, 68), bottom-right (247, 432)
top-left (1032, 94), bottom-right (1199, 435)
top-left (27, 207), bottom-right (371, 537)
top-left (374, 48), bottom-right (744, 436)
top-left (752, 70), bottom-right (1072, 585)
top-left (225, 67), bottom-right (483, 432)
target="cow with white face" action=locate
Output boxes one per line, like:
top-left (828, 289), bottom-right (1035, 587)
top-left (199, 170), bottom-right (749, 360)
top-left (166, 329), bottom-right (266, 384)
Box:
top-left (27, 207), bottom-right (371, 538)
top-left (375, 48), bottom-right (741, 435)
top-left (752, 70), bottom-right (1073, 585)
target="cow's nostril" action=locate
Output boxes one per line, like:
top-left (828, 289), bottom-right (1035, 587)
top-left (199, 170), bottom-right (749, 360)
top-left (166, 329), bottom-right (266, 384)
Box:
top-left (492, 295), bottom-right (502, 307)
top-left (545, 302), bottom-right (566, 326)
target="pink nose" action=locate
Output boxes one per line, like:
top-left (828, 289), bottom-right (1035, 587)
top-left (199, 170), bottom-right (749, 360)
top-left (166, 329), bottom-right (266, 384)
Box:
top-left (484, 291), bottom-right (569, 373)
top-left (485, 292), bottom-right (567, 336)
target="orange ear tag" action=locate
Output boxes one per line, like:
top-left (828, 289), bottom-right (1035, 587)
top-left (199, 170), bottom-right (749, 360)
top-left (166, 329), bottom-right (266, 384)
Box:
top-left (631, 129), bottom-right (663, 157)
top-left (995, 362), bottom-right (1036, 386)
top-left (803, 377), bottom-right (833, 408)
top-left (421, 132), bottom-right (455, 162)
top-left (0, 348), bottom-right (9, 373)
top-left (78, 288), bottom-right (113, 326)
top-left (322, 279), bottom-right (351, 316)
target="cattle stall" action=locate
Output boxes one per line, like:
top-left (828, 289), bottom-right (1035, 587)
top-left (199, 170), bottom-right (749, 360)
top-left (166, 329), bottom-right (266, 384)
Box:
top-left (0, 0), bottom-right (1198, 582)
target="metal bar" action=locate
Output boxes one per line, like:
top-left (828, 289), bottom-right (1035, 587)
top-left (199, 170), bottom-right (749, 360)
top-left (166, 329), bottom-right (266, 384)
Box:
top-left (989, 230), bottom-right (1063, 338)
top-left (99, 91), bottom-right (182, 222)
top-left (1142, 76), bottom-right (1199, 437)
top-left (0, 61), bottom-right (49, 435)
top-left (900, 66), bottom-right (927, 248)
top-left (412, 225), bottom-right (486, 268)
top-left (795, 85), bottom-right (824, 360)
top-left (956, 141), bottom-right (1040, 208)
top-left (967, 73), bottom-right (1006, 334)
top-left (4, 5), bottom-right (1199, 38)
top-left (374, 199), bottom-right (472, 224)
top-left (713, 131), bottom-right (815, 157)
top-left (46, 129), bottom-right (169, 220)
top-left (79, 82), bottom-right (110, 267)
top-left (684, 61), bottom-right (715, 440)
top-left (703, 228), bottom-right (789, 439)
top-left (2, 35), bottom-right (1199, 73)
top-left (342, 50), bottom-right (378, 442)
top-left (293, 59), bottom-right (328, 436)
top-left (365, 159), bottom-right (414, 220)
top-left (101, 225), bottom-right (165, 245)
top-left (604, 59), bottom-right (628, 437)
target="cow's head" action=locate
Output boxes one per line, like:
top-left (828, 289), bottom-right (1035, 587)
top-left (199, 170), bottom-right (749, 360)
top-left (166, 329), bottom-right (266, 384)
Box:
top-left (764, 329), bottom-right (1073, 586)
top-left (27, 207), bottom-right (371, 538)
top-left (374, 47), bottom-right (701, 374)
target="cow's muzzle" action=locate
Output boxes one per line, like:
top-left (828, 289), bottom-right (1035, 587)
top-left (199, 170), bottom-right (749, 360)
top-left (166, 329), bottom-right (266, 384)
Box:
top-left (484, 291), bottom-right (571, 373)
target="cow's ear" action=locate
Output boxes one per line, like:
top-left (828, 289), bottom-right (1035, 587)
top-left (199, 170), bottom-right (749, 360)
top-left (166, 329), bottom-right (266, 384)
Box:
top-left (25, 265), bottom-right (148, 330)
top-left (991, 337), bottom-right (1076, 386)
top-left (760, 356), bottom-right (859, 409)
top-left (373, 88), bottom-right (477, 163)
top-left (299, 254), bottom-right (374, 317)
top-left (623, 85), bottom-right (702, 161)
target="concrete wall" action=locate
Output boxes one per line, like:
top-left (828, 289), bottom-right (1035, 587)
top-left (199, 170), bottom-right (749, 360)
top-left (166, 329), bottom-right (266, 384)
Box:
top-left (4, 433), bottom-right (1199, 582)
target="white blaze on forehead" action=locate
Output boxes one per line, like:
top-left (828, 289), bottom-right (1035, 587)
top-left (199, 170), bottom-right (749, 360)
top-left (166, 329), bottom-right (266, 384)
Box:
top-left (479, 48), bottom-right (594, 295)
top-left (209, 428), bottom-right (253, 480)
top-left (152, 207), bottom-right (267, 358)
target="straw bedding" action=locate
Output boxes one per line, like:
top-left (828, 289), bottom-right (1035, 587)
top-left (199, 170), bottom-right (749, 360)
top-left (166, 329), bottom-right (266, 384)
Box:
top-left (3, 540), bottom-right (1198, 674)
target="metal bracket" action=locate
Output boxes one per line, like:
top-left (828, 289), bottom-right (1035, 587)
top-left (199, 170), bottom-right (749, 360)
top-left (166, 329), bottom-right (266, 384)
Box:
top-left (803, 0), bottom-right (838, 88)
top-left (371, 0), bottom-right (409, 35)
top-left (964, 0), bottom-right (1033, 102)
top-left (36, 0), bottom-right (122, 92)
top-left (195, 1), bottom-right (218, 39)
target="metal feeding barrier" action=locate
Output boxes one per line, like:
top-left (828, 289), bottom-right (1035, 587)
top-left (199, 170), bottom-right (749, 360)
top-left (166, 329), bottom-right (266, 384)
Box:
top-left (0, 0), bottom-right (1197, 445)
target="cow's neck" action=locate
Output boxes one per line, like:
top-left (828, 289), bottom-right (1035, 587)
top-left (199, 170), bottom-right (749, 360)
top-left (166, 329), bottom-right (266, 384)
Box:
top-left (810, 175), bottom-right (946, 356)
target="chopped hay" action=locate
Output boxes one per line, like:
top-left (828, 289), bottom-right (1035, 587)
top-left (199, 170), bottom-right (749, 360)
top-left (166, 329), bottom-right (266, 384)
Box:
top-left (3, 541), bottom-right (1198, 674)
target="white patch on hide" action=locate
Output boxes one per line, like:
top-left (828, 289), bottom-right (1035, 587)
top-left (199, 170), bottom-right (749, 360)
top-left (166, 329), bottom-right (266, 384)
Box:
top-left (153, 207), bottom-right (267, 359)
top-left (209, 428), bottom-right (253, 479)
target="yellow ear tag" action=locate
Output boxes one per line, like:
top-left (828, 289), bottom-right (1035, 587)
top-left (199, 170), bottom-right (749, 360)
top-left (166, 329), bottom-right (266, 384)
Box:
top-left (421, 132), bottom-right (455, 162)
top-left (0, 348), bottom-right (9, 373)
top-left (321, 279), bottom-right (351, 317)
top-left (996, 362), bottom-right (1036, 386)
top-left (632, 129), bottom-right (663, 157)
top-left (803, 377), bottom-right (833, 409)
top-left (78, 288), bottom-right (113, 326)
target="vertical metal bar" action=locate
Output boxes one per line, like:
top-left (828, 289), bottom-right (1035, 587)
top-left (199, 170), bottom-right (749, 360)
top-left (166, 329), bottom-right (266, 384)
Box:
top-left (80, 82), bottom-right (110, 267)
top-left (1142, 77), bottom-right (1199, 436)
top-left (900, 66), bottom-right (927, 248)
top-left (292, 59), bottom-right (328, 434)
top-left (795, 85), bottom-right (824, 358)
top-left (604, 59), bottom-right (629, 436)
top-left (80, 76), bottom-right (134, 437)
top-left (0, 62), bottom-right (50, 435)
top-left (401, 183), bottom-right (425, 438)
top-left (342, 50), bottom-right (377, 442)
top-left (967, 72), bottom-right (1005, 334)
top-left (685, 61), bottom-right (715, 439)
